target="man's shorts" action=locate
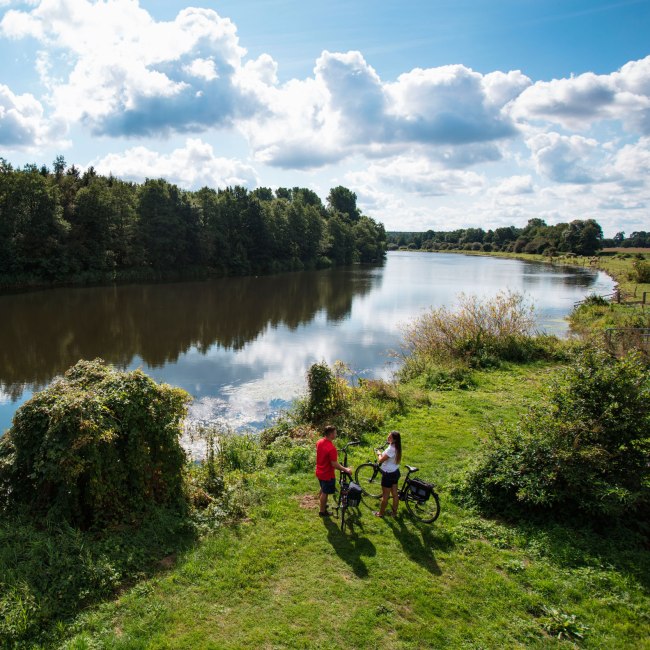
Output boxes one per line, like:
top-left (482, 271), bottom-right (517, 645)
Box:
top-left (381, 469), bottom-right (400, 488)
top-left (318, 478), bottom-right (336, 494)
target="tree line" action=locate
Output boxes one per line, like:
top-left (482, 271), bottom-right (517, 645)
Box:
top-left (601, 231), bottom-right (650, 248)
top-left (0, 157), bottom-right (386, 288)
top-left (388, 218), bottom-right (607, 256)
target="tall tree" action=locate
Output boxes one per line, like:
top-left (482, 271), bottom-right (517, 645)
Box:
top-left (137, 179), bottom-right (192, 269)
top-left (327, 186), bottom-right (360, 222)
top-left (14, 165), bottom-right (69, 278)
top-left (70, 179), bottom-right (115, 271)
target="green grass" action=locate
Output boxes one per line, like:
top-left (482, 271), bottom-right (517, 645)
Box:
top-left (58, 363), bottom-right (650, 649)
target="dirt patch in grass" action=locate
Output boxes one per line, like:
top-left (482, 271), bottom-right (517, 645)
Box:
top-left (298, 493), bottom-right (320, 510)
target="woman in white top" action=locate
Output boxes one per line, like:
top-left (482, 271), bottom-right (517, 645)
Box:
top-left (374, 430), bottom-right (402, 517)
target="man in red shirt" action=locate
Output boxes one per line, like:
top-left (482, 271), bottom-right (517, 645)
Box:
top-left (316, 425), bottom-right (351, 516)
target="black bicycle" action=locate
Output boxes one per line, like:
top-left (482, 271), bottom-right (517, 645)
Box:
top-left (354, 450), bottom-right (441, 523)
top-left (334, 440), bottom-right (362, 531)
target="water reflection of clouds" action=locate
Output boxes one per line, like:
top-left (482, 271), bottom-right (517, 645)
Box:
top-left (104, 262), bottom-right (616, 430)
top-left (0, 254), bottom-right (616, 440)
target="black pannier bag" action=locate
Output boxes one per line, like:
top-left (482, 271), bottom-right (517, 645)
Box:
top-left (346, 481), bottom-right (363, 507)
top-left (409, 478), bottom-right (434, 501)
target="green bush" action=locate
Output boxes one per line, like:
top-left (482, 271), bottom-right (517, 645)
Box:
top-left (581, 293), bottom-right (610, 307)
top-left (569, 302), bottom-right (650, 349)
top-left (632, 259), bottom-right (650, 283)
top-left (0, 359), bottom-right (191, 528)
top-left (460, 347), bottom-right (650, 521)
top-left (305, 362), bottom-right (342, 421)
top-left (423, 365), bottom-right (477, 390)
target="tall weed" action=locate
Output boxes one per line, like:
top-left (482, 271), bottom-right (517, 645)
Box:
top-left (400, 291), bottom-right (556, 369)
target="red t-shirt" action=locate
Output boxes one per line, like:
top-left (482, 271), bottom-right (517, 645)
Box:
top-left (315, 437), bottom-right (338, 480)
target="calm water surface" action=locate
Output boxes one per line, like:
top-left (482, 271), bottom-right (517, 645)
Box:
top-left (0, 252), bottom-right (614, 441)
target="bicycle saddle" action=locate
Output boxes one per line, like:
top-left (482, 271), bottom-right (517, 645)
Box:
top-left (405, 465), bottom-right (418, 472)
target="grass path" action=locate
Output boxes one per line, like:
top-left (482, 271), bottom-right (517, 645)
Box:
top-left (64, 365), bottom-right (649, 649)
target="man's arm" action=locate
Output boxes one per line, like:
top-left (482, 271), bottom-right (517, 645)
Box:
top-left (331, 459), bottom-right (351, 474)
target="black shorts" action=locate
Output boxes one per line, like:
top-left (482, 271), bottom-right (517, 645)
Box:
top-left (381, 469), bottom-right (400, 488)
top-left (318, 478), bottom-right (336, 494)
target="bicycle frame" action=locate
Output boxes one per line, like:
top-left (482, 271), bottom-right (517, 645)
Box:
top-left (334, 440), bottom-right (360, 531)
top-left (354, 452), bottom-right (441, 524)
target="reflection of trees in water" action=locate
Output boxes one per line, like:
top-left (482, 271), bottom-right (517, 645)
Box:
top-left (0, 265), bottom-right (383, 394)
top-left (521, 263), bottom-right (599, 289)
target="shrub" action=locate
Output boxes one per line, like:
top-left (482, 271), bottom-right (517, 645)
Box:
top-left (0, 359), bottom-right (191, 528)
top-left (632, 259), bottom-right (650, 283)
top-left (305, 361), bottom-right (349, 422)
top-left (460, 347), bottom-right (650, 521)
top-left (581, 293), bottom-right (610, 307)
top-left (399, 291), bottom-right (546, 368)
top-left (422, 364), bottom-right (477, 391)
top-left (569, 302), bottom-right (650, 351)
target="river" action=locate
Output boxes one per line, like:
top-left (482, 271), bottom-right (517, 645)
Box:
top-left (0, 252), bottom-right (615, 438)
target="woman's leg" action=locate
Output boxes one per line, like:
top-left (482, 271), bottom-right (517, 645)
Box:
top-left (390, 483), bottom-right (399, 515)
top-left (378, 486), bottom-right (390, 515)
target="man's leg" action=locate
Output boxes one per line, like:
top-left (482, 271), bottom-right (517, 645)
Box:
top-left (319, 489), bottom-right (328, 514)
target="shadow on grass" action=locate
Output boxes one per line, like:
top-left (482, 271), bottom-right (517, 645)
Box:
top-left (505, 513), bottom-right (650, 590)
top-left (385, 512), bottom-right (453, 576)
top-left (0, 508), bottom-right (197, 648)
top-left (454, 501), bottom-right (650, 591)
top-left (322, 514), bottom-right (377, 578)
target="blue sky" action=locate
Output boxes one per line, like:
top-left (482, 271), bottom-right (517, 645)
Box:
top-left (1, 0), bottom-right (649, 236)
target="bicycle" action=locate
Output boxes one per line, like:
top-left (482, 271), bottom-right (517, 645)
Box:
top-left (334, 440), bottom-right (362, 531)
top-left (354, 449), bottom-right (441, 523)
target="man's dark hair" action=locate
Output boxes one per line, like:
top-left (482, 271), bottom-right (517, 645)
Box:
top-left (323, 425), bottom-right (336, 438)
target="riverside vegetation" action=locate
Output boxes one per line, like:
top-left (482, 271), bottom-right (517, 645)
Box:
top-left (0, 158), bottom-right (386, 290)
top-left (0, 260), bottom-right (649, 648)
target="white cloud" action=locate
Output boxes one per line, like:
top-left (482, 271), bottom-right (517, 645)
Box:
top-left (610, 136), bottom-right (650, 179)
top-left (349, 154), bottom-right (486, 198)
top-left (0, 83), bottom-right (54, 147)
top-left (183, 58), bottom-right (219, 81)
top-left (1, 1), bottom-right (260, 136)
top-left (526, 132), bottom-right (601, 183)
top-left (511, 55), bottom-right (650, 134)
top-left (91, 138), bottom-right (258, 189)
top-left (240, 52), bottom-right (527, 169)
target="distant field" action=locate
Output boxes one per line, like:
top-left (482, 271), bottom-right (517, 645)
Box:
top-left (602, 247), bottom-right (650, 253)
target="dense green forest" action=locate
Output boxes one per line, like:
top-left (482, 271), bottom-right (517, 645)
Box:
top-left (0, 157), bottom-right (386, 288)
top-left (387, 218), bottom-right (648, 256)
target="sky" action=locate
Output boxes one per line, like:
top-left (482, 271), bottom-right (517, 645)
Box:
top-left (1, 1), bottom-right (649, 237)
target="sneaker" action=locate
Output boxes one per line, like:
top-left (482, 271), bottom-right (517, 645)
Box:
top-left (319, 510), bottom-right (333, 517)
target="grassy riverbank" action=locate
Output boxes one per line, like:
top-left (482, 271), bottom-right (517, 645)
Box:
top-left (57, 363), bottom-right (649, 649)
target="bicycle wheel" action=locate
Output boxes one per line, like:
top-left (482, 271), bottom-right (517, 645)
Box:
top-left (405, 491), bottom-right (441, 523)
top-left (354, 463), bottom-right (382, 498)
